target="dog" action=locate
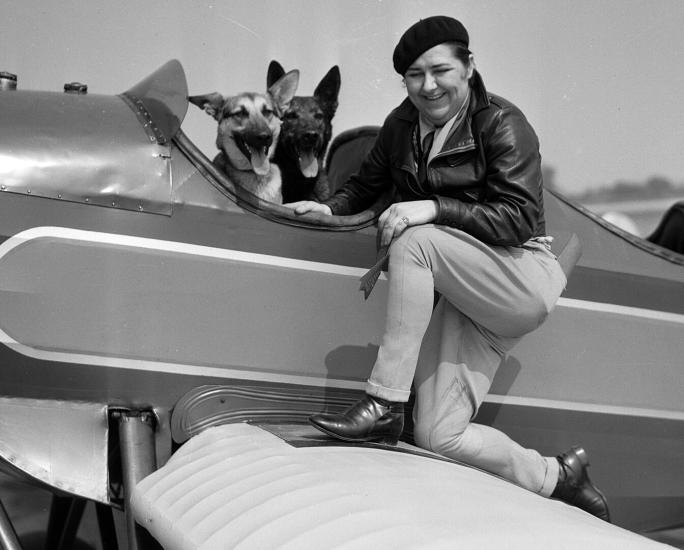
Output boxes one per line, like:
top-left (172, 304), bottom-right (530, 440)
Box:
top-left (188, 69), bottom-right (300, 204)
top-left (266, 61), bottom-right (341, 203)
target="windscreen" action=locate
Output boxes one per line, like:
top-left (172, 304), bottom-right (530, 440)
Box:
top-left (121, 59), bottom-right (189, 144)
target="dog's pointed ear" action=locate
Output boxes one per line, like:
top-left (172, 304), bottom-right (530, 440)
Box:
top-left (267, 60), bottom-right (286, 89)
top-left (188, 93), bottom-right (225, 121)
top-left (268, 69), bottom-right (300, 117)
top-left (314, 66), bottom-right (341, 118)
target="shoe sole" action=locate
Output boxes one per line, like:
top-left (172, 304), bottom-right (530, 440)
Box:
top-left (309, 420), bottom-right (400, 446)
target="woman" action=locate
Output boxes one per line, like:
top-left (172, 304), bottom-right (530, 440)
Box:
top-left (285, 15), bottom-right (609, 521)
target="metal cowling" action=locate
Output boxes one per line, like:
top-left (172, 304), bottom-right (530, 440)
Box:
top-left (0, 72), bottom-right (17, 91)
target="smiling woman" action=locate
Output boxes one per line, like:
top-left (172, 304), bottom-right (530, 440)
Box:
top-left (298, 15), bottom-right (611, 523)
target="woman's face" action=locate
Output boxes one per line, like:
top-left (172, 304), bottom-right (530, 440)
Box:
top-left (404, 43), bottom-right (474, 127)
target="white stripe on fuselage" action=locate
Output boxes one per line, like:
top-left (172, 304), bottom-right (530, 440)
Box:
top-left (2, 226), bottom-right (681, 323)
top-left (484, 394), bottom-right (684, 422)
top-left (0, 226), bottom-right (371, 278)
top-left (0, 226), bottom-right (682, 421)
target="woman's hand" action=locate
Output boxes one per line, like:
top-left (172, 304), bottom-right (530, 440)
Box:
top-left (378, 200), bottom-right (438, 247)
top-left (283, 201), bottom-right (333, 216)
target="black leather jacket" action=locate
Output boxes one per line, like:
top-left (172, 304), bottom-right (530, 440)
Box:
top-left (323, 71), bottom-right (546, 246)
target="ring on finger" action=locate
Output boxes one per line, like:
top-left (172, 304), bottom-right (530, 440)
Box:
top-left (400, 216), bottom-right (410, 226)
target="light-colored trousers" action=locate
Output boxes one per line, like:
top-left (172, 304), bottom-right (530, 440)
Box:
top-left (365, 225), bottom-right (567, 496)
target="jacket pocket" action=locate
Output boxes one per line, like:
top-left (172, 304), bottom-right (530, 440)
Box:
top-left (444, 149), bottom-right (477, 167)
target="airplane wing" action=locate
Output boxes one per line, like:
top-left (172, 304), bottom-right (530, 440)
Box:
top-left (131, 422), bottom-right (670, 550)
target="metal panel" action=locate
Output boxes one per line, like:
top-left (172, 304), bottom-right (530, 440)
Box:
top-left (121, 59), bottom-right (188, 145)
top-left (0, 226), bottom-right (386, 383)
top-left (0, 90), bottom-right (171, 214)
top-left (0, 397), bottom-right (108, 502)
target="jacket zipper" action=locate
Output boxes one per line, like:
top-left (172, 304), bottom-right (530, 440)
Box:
top-left (400, 141), bottom-right (478, 197)
top-left (431, 142), bottom-right (477, 162)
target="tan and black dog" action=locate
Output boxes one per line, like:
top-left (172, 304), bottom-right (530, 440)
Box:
top-left (189, 70), bottom-right (299, 204)
top-left (266, 61), bottom-right (341, 203)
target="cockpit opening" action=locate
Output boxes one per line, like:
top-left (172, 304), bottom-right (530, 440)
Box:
top-left (173, 124), bottom-right (393, 231)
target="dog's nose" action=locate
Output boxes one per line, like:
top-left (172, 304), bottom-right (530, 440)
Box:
top-left (302, 131), bottom-right (319, 147)
top-left (248, 132), bottom-right (273, 149)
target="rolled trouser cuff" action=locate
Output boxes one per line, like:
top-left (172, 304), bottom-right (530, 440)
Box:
top-left (540, 455), bottom-right (560, 497)
top-left (365, 379), bottom-right (411, 403)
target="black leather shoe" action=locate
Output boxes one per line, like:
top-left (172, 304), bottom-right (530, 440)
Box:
top-left (309, 395), bottom-right (404, 445)
top-left (551, 446), bottom-right (611, 522)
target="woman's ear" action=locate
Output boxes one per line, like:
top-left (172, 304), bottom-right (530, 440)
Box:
top-left (466, 55), bottom-right (476, 79)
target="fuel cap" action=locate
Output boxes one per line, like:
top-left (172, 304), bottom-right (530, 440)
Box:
top-left (64, 82), bottom-right (88, 94)
top-left (0, 71), bottom-right (17, 91)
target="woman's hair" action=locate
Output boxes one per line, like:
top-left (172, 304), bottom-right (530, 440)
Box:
top-left (447, 42), bottom-right (473, 68)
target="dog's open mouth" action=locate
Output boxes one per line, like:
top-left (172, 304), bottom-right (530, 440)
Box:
top-left (236, 138), bottom-right (271, 176)
top-left (297, 148), bottom-right (319, 178)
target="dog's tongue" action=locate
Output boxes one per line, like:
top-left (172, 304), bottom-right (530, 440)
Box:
top-left (250, 148), bottom-right (270, 176)
top-left (298, 151), bottom-right (319, 178)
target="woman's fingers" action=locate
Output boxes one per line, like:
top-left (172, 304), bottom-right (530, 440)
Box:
top-left (283, 201), bottom-right (332, 216)
top-left (379, 211), bottom-right (410, 247)
top-left (295, 202), bottom-right (315, 215)
top-left (378, 200), bottom-right (438, 246)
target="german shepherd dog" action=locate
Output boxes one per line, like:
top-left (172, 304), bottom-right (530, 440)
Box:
top-left (266, 61), bottom-right (341, 203)
top-left (188, 70), bottom-right (300, 204)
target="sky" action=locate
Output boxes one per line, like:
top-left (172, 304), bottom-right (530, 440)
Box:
top-left (3, 0), bottom-right (684, 194)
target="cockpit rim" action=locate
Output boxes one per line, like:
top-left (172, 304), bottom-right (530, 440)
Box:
top-left (173, 128), bottom-right (393, 232)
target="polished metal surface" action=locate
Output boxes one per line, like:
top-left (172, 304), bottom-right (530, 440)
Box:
top-left (0, 499), bottom-right (22, 550)
top-left (0, 61), bottom-right (191, 215)
top-left (120, 59), bottom-right (188, 146)
top-left (0, 89), bottom-right (171, 214)
top-left (0, 397), bottom-right (108, 503)
top-left (116, 410), bottom-right (157, 550)
top-left (0, 72), bottom-right (17, 92)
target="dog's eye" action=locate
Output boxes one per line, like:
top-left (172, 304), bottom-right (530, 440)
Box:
top-left (284, 111), bottom-right (298, 120)
top-left (229, 109), bottom-right (248, 119)
top-left (262, 107), bottom-right (274, 118)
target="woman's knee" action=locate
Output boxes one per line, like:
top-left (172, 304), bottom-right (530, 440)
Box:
top-left (412, 420), bottom-right (438, 452)
top-left (413, 402), bottom-right (475, 456)
top-left (513, 294), bottom-right (551, 334)
top-left (391, 226), bottom-right (440, 267)
top-left (414, 418), bottom-right (470, 456)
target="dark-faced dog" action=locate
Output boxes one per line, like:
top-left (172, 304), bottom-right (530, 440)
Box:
top-left (188, 70), bottom-right (299, 204)
top-left (266, 61), bottom-right (341, 203)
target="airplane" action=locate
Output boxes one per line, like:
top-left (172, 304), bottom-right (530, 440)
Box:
top-left (0, 59), bottom-right (681, 549)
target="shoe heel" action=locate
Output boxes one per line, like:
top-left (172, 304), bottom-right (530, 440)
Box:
top-left (572, 446), bottom-right (590, 467)
top-left (378, 436), bottom-right (400, 446)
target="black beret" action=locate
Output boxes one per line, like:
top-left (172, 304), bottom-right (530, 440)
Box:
top-left (393, 16), bottom-right (469, 75)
